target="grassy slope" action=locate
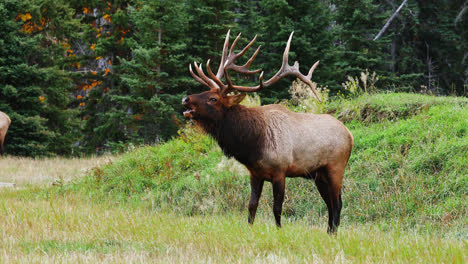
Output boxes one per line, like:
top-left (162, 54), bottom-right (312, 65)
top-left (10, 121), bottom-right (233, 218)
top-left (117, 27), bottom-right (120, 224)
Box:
top-left (330, 93), bottom-right (468, 235)
top-left (68, 93), bottom-right (467, 236)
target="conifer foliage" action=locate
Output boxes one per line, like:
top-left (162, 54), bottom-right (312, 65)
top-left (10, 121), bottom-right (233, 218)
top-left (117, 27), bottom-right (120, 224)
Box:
top-left (0, 0), bottom-right (80, 156)
top-left (0, 0), bottom-right (466, 156)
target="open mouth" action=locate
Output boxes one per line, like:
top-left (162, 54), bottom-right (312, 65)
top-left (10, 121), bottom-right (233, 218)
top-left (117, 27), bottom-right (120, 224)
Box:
top-left (183, 107), bottom-right (195, 118)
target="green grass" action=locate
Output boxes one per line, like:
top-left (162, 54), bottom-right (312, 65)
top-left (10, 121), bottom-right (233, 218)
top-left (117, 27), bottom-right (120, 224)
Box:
top-left (328, 92), bottom-right (468, 123)
top-left (341, 99), bottom-right (468, 236)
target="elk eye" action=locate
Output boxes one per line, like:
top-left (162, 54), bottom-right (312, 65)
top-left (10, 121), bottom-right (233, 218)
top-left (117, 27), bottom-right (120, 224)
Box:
top-left (209, 97), bottom-right (217, 103)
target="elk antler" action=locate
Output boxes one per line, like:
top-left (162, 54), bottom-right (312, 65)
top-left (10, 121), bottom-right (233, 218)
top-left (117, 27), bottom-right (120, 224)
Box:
top-left (189, 31), bottom-right (321, 101)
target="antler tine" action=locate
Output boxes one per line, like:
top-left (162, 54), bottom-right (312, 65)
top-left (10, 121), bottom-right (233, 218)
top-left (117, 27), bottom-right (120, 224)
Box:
top-left (194, 62), bottom-right (219, 90)
top-left (224, 34), bottom-right (263, 76)
top-left (307, 60), bottom-right (320, 79)
top-left (189, 64), bottom-right (209, 87)
top-left (259, 71), bottom-right (265, 90)
top-left (221, 59), bottom-right (261, 95)
top-left (243, 45), bottom-right (261, 69)
top-left (229, 33), bottom-right (242, 56)
top-left (217, 32), bottom-right (262, 95)
top-left (216, 30), bottom-right (231, 78)
top-left (218, 33), bottom-right (262, 79)
top-left (263, 31), bottom-right (294, 86)
top-left (297, 74), bottom-right (321, 100)
top-left (235, 34), bottom-right (258, 58)
top-left (206, 59), bottom-right (226, 90)
top-left (223, 66), bottom-right (235, 95)
top-left (228, 45), bottom-right (263, 75)
top-left (221, 71), bottom-right (264, 96)
top-left (215, 32), bottom-right (294, 93)
top-left (225, 71), bottom-right (265, 93)
top-left (281, 31), bottom-right (294, 71)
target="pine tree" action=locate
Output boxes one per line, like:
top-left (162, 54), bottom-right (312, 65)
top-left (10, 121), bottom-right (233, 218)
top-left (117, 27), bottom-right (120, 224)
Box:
top-left (117, 0), bottom-right (191, 144)
top-left (236, 0), bottom-right (341, 100)
top-left (70, 0), bottom-right (191, 151)
top-left (413, 0), bottom-right (467, 94)
top-left (0, 0), bottom-right (80, 156)
top-left (334, 0), bottom-right (389, 82)
top-left (186, 0), bottom-right (239, 63)
top-left (363, 0), bottom-right (466, 94)
top-left (71, 0), bottom-right (137, 152)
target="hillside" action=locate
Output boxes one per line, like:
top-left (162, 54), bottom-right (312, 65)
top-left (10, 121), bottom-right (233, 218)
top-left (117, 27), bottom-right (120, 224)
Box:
top-left (69, 93), bottom-right (468, 238)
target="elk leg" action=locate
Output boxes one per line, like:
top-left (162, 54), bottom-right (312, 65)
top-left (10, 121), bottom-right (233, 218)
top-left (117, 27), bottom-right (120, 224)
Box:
top-left (272, 176), bottom-right (285, 227)
top-left (248, 176), bottom-right (264, 224)
top-left (326, 165), bottom-right (344, 234)
top-left (335, 193), bottom-right (343, 227)
top-left (0, 138), bottom-right (3, 156)
top-left (313, 168), bottom-right (333, 233)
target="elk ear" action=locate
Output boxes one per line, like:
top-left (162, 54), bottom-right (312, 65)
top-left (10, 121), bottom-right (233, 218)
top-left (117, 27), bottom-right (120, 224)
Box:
top-left (225, 93), bottom-right (246, 107)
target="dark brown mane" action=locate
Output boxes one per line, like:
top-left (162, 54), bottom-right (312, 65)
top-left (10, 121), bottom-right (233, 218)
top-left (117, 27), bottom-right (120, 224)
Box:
top-left (196, 105), bottom-right (267, 166)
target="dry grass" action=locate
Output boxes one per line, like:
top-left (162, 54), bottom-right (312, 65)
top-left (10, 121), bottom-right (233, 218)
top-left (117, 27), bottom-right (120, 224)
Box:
top-left (0, 156), bottom-right (114, 186)
top-left (0, 190), bottom-right (465, 263)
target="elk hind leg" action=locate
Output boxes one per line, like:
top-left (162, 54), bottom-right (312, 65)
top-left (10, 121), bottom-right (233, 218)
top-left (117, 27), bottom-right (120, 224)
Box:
top-left (0, 137), bottom-right (4, 156)
top-left (326, 165), bottom-right (344, 234)
top-left (272, 175), bottom-right (285, 227)
top-left (313, 167), bottom-right (334, 233)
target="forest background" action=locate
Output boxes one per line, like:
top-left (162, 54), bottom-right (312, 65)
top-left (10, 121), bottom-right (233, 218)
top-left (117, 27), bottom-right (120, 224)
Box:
top-left (0, 0), bottom-right (466, 156)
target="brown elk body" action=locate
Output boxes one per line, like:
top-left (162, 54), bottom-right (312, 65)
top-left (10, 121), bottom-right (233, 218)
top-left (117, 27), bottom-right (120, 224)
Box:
top-left (182, 31), bottom-right (353, 234)
top-left (0, 111), bottom-right (11, 156)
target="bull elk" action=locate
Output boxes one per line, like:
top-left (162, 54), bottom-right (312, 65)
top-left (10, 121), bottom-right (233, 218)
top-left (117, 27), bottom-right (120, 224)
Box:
top-left (0, 111), bottom-right (11, 156)
top-left (182, 31), bottom-right (353, 234)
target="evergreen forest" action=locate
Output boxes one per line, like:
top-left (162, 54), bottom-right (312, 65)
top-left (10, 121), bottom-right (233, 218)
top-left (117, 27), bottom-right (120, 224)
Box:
top-left (0, 0), bottom-right (466, 156)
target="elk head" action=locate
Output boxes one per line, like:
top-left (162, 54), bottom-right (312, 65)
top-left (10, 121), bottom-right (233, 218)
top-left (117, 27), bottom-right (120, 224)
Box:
top-left (182, 30), bottom-right (321, 122)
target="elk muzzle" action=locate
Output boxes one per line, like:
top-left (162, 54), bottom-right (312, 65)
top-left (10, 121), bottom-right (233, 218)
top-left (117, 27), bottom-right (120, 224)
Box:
top-left (182, 96), bottom-right (195, 118)
top-left (182, 96), bottom-right (190, 105)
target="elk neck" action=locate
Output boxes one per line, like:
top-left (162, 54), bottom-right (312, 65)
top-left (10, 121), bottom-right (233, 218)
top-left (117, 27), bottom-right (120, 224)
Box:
top-left (199, 104), bottom-right (267, 166)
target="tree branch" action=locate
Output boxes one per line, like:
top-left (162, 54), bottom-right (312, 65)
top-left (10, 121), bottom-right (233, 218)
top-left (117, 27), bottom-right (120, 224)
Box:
top-left (454, 1), bottom-right (467, 25)
top-left (373, 0), bottom-right (409, 41)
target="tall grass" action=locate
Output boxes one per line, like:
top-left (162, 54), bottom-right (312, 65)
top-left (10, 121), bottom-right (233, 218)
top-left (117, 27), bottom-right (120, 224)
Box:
top-left (0, 189), bottom-right (465, 263)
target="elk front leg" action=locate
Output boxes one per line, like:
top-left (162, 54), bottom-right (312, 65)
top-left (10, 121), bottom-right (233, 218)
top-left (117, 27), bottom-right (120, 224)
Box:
top-left (248, 176), bottom-right (264, 224)
top-left (272, 176), bottom-right (285, 227)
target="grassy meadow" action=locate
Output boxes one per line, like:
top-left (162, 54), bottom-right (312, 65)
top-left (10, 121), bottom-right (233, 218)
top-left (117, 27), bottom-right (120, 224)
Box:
top-left (0, 156), bottom-right (114, 186)
top-left (1, 189), bottom-right (465, 263)
top-left (0, 93), bottom-right (467, 263)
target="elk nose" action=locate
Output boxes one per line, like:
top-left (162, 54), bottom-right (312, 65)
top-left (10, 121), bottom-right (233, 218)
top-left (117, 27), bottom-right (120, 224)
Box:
top-left (182, 96), bottom-right (190, 106)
